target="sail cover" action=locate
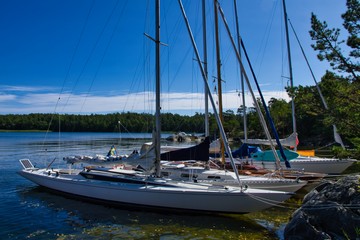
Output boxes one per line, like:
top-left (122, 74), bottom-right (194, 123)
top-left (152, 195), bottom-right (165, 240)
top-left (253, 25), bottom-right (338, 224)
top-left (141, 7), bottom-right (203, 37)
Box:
top-left (160, 137), bottom-right (210, 161)
top-left (242, 132), bottom-right (298, 148)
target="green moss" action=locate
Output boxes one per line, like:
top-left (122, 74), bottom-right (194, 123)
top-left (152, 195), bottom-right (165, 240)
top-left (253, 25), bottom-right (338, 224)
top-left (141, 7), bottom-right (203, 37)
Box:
top-left (342, 161), bottom-right (360, 174)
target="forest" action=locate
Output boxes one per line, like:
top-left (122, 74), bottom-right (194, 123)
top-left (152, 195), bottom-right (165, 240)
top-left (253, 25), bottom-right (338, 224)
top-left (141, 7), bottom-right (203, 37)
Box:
top-left (1, 0), bottom-right (359, 158)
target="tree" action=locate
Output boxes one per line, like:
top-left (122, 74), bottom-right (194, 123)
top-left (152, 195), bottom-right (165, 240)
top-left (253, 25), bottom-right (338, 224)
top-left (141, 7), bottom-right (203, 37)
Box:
top-left (309, 0), bottom-right (359, 81)
top-left (342, 0), bottom-right (360, 60)
top-left (309, 0), bottom-right (360, 157)
top-left (268, 98), bottom-right (292, 138)
top-left (319, 71), bottom-right (360, 141)
top-left (291, 85), bottom-right (330, 146)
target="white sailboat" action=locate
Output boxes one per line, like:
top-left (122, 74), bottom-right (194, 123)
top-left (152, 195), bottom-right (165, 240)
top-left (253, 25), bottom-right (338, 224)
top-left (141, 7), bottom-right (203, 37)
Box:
top-left (286, 156), bottom-right (356, 174)
top-left (279, 0), bottom-right (356, 174)
top-left (250, 154), bottom-right (356, 174)
top-left (231, 139), bottom-right (356, 174)
top-left (157, 0), bottom-right (306, 192)
top-left (160, 161), bottom-right (307, 192)
top-left (74, 134), bottom-right (307, 192)
top-left (19, 159), bottom-right (293, 213)
top-left (229, 0), bottom-right (356, 175)
top-left (18, 0), bottom-right (293, 214)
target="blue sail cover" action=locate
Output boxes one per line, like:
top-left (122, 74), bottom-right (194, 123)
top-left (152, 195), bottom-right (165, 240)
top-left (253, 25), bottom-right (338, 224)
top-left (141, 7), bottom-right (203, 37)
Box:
top-left (231, 143), bottom-right (261, 158)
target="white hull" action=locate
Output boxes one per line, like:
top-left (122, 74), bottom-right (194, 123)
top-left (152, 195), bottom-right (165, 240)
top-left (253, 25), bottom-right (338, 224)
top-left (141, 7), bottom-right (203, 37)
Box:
top-left (252, 157), bottom-right (356, 174)
top-left (160, 166), bottom-right (307, 192)
top-left (18, 168), bottom-right (292, 214)
top-left (289, 157), bottom-right (356, 174)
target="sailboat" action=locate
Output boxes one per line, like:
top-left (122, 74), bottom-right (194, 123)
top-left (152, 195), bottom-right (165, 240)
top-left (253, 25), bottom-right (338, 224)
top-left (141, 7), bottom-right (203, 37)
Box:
top-left (225, 0), bottom-right (356, 175)
top-left (157, 0), bottom-right (306, 192)
top-left (160, 162), bottom-right (307, 192)
top-left (18, 0), bottom-right (293, 214)
top-left (277, 0), bottom-right (356, 174)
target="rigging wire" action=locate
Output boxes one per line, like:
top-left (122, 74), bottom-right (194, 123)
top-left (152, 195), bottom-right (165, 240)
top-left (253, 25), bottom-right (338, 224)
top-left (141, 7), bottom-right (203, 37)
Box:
top-left (216, 2), bottom-right (290, 170)
top-left (280, 0), bottom-right (286, 89)
top-left (247, 192), bottom-right (298, 210)
top-left (254, 0), bottom-right (279, 76)
top-left (59, 0), bottom-right (96, 98)
top-left (41, 0), bottom-right (96, 158)
top-left (189, 1), bottom-right (201, 116)
top-left (159, 0), bottom-right (206, 117)
top-left (80, 1), bottom-right (129, 113)
top-left (287, 17), bottom-right (345, 149)
top-left (247, 181), bottom-right (360, 211)
top-left (143, 0), bottom-right (155, 120)
top-left (121, 0), bottom-right (153, 115)
top-left (61, 0), bottom-right (121, 113)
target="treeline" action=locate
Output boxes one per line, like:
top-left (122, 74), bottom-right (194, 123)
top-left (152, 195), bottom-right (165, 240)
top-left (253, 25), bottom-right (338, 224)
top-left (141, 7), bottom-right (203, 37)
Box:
top-left (0, 112), bottom-right (207, 134)
top-left (0, 79), bottom-right (359, 160)
top-left (0, 100), bottom-right (348, 149)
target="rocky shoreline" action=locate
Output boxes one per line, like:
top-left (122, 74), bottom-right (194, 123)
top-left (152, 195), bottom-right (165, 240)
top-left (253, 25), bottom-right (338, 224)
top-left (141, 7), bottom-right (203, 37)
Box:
top-left (284, 175), bottom-right (360, 239)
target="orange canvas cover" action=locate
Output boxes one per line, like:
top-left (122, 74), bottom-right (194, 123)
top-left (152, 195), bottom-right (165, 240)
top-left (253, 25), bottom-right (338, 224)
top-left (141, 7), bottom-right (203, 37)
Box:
top-left (297, 150), bottom-right (315, 157)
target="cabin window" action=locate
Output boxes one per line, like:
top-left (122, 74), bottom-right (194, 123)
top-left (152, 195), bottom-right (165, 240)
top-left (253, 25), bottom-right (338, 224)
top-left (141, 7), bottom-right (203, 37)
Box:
top-left (207, 176), bottom-right (221, 179)
top-left (180, 174), bottom-right (198, 178)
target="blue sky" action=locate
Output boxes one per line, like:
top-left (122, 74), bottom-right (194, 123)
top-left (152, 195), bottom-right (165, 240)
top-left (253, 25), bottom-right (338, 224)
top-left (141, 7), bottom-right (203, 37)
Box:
top-left (0, 0), bottom-right (347, 115)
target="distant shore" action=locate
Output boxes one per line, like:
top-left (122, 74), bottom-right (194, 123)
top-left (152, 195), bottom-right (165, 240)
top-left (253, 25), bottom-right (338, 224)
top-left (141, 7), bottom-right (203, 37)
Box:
top-left (0, 129), bottom-right (50, 132)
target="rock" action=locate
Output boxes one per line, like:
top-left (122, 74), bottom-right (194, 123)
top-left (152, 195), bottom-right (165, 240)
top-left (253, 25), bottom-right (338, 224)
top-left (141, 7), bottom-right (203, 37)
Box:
top-left (284, 175), bottom-right (360, 240)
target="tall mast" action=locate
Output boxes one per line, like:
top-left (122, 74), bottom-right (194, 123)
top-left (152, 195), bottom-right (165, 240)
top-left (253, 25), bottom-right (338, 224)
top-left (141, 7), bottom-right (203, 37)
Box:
top-left (288, 19), bottom-right (345, 149)
top-left (202, 0), bottom-right (209, 137)
top-left (282, 0), bottom-right (297, 151)
top-left (214, 0), bottom-right (225, 163)
top-left (217, 4), bottom-right (287, 169)
top-left (233, 0), bottom-right (247, 141)
top-left (178, 0), bottom-right (244, 185)
top-left (155, 0), bottom-right (161, 177)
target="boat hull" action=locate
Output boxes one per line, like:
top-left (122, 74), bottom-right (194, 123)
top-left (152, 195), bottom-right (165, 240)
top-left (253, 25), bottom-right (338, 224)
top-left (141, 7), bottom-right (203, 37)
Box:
top-left (289, 157), bottom-right (356, 174)
top-left (252, 157), bottom-right (356, 174)
top-left (18, 168), bottom-right (292, 214)
top-left (160, 167), bottom-right (307, 192)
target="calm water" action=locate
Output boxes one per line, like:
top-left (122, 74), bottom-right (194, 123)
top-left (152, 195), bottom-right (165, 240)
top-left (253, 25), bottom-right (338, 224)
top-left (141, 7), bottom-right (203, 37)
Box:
top-left (0, 132), bottom-right (304, 240)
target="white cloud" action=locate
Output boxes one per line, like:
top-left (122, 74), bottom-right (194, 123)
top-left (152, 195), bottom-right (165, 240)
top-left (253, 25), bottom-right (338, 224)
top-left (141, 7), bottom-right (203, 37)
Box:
top-left (0, 90), bottom-right (291, 114)
top-left (0, 85), bottom-right (57, 92)
top-left (0, 94), bottom-right (16, 102)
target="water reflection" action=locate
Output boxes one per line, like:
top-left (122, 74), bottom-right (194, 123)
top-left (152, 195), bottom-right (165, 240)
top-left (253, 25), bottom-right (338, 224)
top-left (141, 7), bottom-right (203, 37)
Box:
top-left (17, 186), bottom-right (280, 239)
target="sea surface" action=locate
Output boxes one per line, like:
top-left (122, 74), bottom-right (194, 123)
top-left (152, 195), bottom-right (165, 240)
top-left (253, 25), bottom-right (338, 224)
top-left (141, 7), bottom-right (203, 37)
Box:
top-left (0, 132), bottom-right (307, 240)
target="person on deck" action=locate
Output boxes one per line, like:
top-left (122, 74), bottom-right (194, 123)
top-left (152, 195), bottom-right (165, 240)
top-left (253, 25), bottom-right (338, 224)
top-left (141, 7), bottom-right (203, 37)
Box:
top-left (107, 145), bottom-right (117, 157)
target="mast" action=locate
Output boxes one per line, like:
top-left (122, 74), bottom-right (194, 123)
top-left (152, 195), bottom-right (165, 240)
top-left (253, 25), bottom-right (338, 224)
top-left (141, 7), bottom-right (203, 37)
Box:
top-left (288, 19), bottom-right (345, 149)
top-left (155, 0), bottom-right (161, 177)
top-left (202, 0), bottom-right (209, 137)
top-left (282, 0), bottom-right (297, 151)
top-left (214, 0), bottom-right (225, 163)
top-left (233, 0), bottom-right (247, 142)
top-left (217, 3), bottom-right (289, 169)
top-left (178, 0), bottom-right (244, 185)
